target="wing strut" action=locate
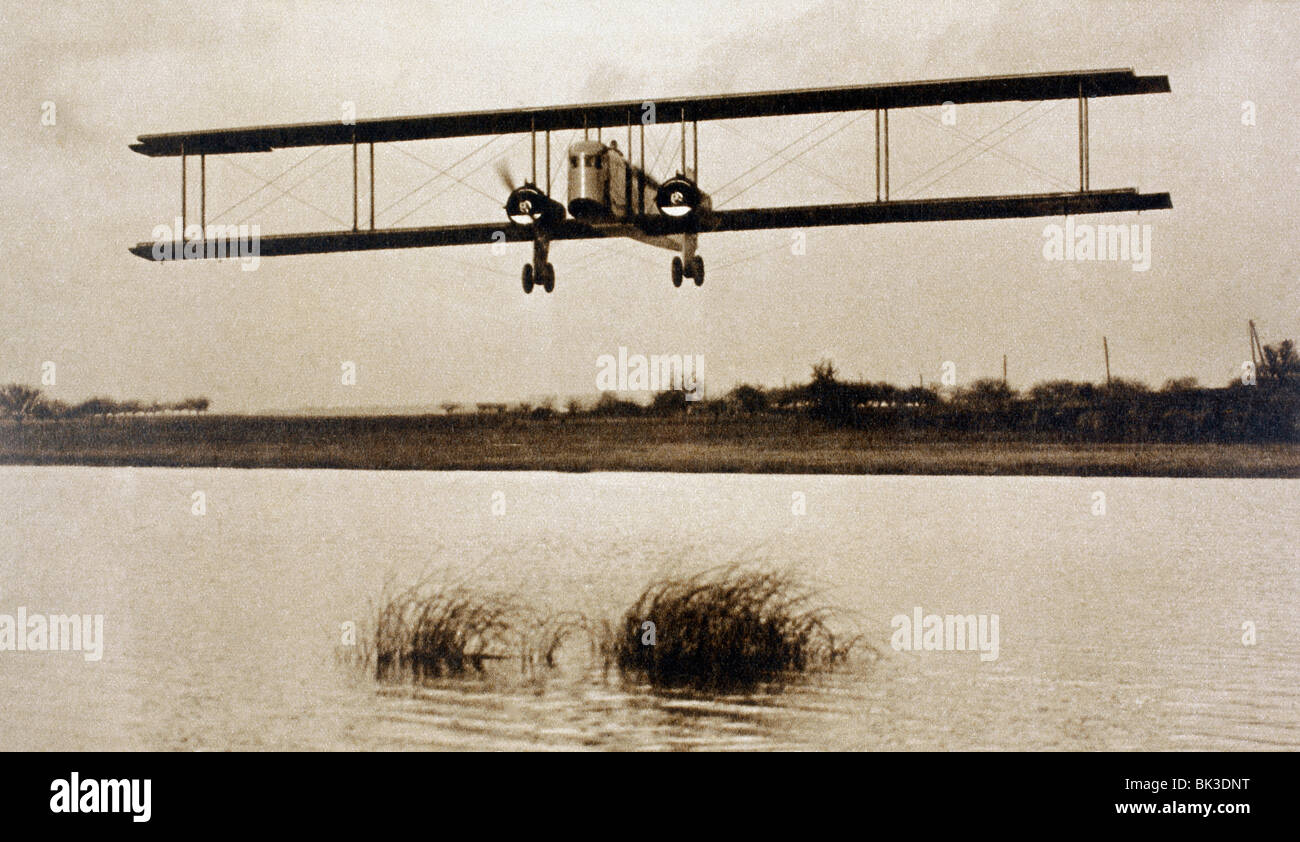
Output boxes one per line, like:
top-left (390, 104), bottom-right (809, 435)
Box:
top-left (874, 110), bottom-right (890, 201)
top-left (693, 119), bottom-right (699, 180)
top-left (679, 108), bottom-right (687, 174)
top-left (1077, 82), bottom-right (1090, 191)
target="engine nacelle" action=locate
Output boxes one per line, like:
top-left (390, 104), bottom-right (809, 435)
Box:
top-left (505, 184), bottom-right (565, 227)
top-left (655, 176), bottom-right (703, 218)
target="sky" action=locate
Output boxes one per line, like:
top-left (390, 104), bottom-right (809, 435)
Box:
top-left (2, 0), bottom-right (1297, 412)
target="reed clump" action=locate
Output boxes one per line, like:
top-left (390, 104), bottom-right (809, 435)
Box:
top-left (367, 577), bottom-right (598, 681)
top-left (371, 579), bottom-right (526, 679)
top-left (610, 564), bottom-right (854, 691)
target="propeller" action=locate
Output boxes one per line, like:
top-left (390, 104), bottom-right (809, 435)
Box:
top-left (500, 159), bottom-right (563, 225)
top-left (495, 160), bottom-right (517, 192)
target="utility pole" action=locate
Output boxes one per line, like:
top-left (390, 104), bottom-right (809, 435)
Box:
top-left (1249, 320), bottom-right (1265, 371)
top-left (1103, 337), bottom-right (1112, 387)
top-left (1002, 354), bottom-right (1007, 386)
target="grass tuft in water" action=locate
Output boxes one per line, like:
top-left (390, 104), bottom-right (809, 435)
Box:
top-left (370, 578), bottom-right (531, 679)
top-left (366, 576), bottom-right (600, 681)
top-left (610, 564), bottom-right (855, 691)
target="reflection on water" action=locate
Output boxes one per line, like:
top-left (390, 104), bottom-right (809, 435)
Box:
top-left (0, 467), bottom-right (1296, 751)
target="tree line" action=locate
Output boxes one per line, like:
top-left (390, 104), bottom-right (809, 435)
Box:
top-left (5, 338), bottom-right (1295, 443)
top-left (572, 339), bottom-right (1300, 443)
top-left (0, 385), bottom-right (210, 424)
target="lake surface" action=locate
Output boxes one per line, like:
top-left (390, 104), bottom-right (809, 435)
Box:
top-left (0, 467), bottom-right (1296, 751)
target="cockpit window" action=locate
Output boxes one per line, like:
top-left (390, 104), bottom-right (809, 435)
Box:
top-left (571, 152), bottom-right (604, 169)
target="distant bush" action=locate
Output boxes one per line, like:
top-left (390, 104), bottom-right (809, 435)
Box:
top-left (1160, 377), bottom-right (1199, 393)
top-left (0, 384), bottom-right (45, 423)
top-left (1102, 378), bottom-right (1152, 399)
top-left (1261, 339), bottom-right (1299, 385)
top-left (590, 392), bottom-right (643, 417)
top-left (953, 378), bottom-right (1016, 407)
top-left (728, 384), bottom-right (769, 414)
top-left (648, 390), bottom-right (688, 415)
top-left (1028, 380), bottom-right (1097, 405)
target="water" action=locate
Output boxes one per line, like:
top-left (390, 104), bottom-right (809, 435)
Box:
top-left (1, 467), bottom-right (1296, 751)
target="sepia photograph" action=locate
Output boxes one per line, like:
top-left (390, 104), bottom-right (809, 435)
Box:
top-left (1, 0), bottom-right (1294, 822)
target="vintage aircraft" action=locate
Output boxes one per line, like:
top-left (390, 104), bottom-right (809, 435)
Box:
top-left (130, 68), bottom-right (1170, 293)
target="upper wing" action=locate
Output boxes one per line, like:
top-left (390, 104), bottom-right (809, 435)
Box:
top-left (130, 68), bottom-right (1169, 157)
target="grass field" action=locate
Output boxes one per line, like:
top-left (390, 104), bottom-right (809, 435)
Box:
top-left (2, 414), bottom-right (1297, 476)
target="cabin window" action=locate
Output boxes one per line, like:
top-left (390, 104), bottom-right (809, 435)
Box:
top-left (570, 156), bottom-right (579, 167)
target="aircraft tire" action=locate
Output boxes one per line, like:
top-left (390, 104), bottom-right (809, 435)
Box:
top-left (543, 262), bottom-right (555, 293)
top-left (522, 263), bottom-right (534, 294)
top-left (671, 256), bottom-right (683, 288)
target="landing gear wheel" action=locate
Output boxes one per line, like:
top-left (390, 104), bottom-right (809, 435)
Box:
top-left (671, 256), bottom-right (683, 288)
top-left (521, 263), bottom-right (534, 294)
top-left (690, 255), bottom-right (704, 286)
top-left (542, 262), bottom-right (555, 293)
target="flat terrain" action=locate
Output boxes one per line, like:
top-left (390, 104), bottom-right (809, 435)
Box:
top-left (2, 414), bottom-right (1297, 476)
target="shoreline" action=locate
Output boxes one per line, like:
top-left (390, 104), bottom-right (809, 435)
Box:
top-left (2, 415), bottom-right (1297, 477)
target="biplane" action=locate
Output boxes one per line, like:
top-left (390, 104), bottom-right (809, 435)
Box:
top-left (130, 68), bottom-right (1171, 293)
